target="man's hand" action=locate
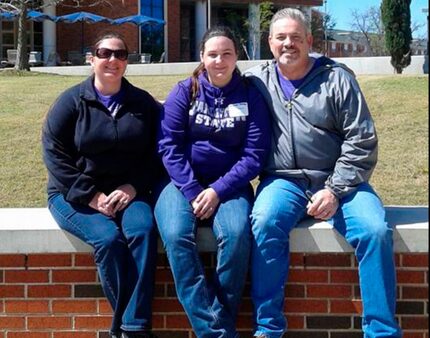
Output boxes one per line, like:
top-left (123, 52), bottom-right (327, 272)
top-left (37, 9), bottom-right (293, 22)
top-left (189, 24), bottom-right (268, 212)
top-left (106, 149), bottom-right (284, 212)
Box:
top-left (192, 188), bottom-right (220, 220)
top-left (306, 188), bottom-right (339, 220)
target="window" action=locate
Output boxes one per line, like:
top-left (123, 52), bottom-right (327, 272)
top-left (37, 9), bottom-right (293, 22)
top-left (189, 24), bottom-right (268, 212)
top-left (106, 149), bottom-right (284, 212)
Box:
top-left (140, 0), bottom-right (164, 60)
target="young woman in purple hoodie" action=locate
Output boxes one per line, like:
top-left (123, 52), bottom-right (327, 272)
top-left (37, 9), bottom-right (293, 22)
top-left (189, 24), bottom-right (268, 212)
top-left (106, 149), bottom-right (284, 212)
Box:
top-left (155, 26), bottom-right (271, 338)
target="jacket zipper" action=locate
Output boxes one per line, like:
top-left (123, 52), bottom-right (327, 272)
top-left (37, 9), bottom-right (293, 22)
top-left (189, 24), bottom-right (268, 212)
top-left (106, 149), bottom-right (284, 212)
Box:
top-left (285, 100), bottom-right (297, 169)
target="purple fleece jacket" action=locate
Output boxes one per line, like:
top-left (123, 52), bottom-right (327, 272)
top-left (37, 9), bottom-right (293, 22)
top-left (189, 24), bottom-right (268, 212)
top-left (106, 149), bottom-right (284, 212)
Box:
top-left (159, 71), bottom-right (271, 202)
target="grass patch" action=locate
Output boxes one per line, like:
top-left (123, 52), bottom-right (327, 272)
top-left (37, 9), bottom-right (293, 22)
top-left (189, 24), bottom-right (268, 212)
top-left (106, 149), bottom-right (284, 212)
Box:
top-left (0, 73), bottom-right (427, 207)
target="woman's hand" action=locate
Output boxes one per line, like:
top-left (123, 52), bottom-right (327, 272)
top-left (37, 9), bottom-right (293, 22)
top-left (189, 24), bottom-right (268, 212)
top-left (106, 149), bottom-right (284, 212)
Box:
top-left (89, 192), bottom-right (114, 217)
top-left (306, 189), bottom-right (339, 220)
top-left (192, 188), bottom-right (220, 220)
top-left (104, 184), bottom-right (137, 215)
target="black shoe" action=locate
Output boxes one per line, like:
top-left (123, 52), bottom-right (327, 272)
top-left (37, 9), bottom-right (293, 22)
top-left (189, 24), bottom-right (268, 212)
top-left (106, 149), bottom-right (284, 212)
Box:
top-left (121, 331), bottom-right (158, 338)
top-left (110, 332), bottom-right (122, 338)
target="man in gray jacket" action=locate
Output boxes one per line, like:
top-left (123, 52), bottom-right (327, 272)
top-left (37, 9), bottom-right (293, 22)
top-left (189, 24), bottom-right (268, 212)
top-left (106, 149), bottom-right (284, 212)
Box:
top-left (246, 8), bottom-right (402, 338)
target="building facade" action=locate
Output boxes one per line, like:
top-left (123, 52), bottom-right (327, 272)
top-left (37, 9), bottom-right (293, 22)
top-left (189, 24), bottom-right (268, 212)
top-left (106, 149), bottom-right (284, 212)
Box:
top-left (1, 0), bottom-right (323, 64)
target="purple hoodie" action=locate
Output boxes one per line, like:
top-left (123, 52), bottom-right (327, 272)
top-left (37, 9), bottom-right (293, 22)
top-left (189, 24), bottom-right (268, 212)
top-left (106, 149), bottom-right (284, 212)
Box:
top-left (159, 71), bottom-right (271, 202)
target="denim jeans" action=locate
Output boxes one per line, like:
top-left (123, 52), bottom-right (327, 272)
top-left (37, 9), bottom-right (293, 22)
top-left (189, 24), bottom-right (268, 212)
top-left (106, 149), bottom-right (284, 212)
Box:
top-left (250, 176), bottom-right (402, 338)
top-left (154, 182), bottom-right (252, 338)
top-left (48, 193), bottom-right (157, 334)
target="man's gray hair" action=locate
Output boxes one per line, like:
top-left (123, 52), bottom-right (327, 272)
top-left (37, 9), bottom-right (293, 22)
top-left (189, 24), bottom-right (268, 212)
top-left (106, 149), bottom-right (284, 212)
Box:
top-left (269, 8), bottom-right (310, 35)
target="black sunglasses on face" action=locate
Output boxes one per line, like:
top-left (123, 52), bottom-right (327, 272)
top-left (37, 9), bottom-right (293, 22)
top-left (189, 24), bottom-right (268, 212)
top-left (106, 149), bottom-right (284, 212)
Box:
top-left (95, 48), bottom-right (128, 61)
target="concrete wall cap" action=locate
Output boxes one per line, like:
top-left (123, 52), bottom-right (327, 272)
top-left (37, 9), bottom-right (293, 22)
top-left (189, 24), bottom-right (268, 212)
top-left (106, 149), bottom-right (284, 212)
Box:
top-left (0, 207), bottom-right (427, 253)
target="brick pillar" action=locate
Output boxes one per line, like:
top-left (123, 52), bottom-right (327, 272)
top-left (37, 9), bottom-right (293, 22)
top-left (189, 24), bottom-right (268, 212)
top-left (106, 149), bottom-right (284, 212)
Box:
top-left (167, 0), bottom-right (181, 62)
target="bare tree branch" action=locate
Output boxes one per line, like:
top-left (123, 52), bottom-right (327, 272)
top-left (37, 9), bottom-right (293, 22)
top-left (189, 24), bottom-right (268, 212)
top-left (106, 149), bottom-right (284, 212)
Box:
top-left (349, 6), bottom-right (387, 56)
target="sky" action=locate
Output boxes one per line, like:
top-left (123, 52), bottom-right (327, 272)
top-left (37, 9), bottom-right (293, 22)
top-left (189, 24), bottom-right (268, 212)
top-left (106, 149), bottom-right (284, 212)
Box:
top-left (320, 0), bottom-right (428, 39)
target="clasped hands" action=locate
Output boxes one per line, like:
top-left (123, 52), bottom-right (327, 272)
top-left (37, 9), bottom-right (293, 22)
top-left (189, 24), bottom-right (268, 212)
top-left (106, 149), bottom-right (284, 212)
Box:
top-left (306, 188), bottom-right (339, 220)
top-left (89, 184), bottom-right (136, 217)
top-left (192, 187), bottom-right (220, 220)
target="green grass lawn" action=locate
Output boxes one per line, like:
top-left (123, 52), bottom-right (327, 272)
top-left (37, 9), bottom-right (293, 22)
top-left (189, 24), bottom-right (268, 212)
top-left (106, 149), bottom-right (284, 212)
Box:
top-left (0, 71), bottom-right (428, 207)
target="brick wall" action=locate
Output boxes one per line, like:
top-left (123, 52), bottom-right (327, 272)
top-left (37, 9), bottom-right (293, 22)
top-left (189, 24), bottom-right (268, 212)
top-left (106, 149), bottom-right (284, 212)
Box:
top-left (56, 0), bottom-right (138, 61)
top-left (0, 251), bottom-right (428, 338)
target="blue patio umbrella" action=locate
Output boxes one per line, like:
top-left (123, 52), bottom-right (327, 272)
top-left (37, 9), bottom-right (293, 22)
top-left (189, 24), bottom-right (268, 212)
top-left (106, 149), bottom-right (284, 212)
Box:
top-left (55, 11), bottom-right (112, 24)
top-left (111, 14), bottom-right (165, 26)
top-left (112, 14), bottom-right (165, 55)
top-left (27, 10), bottom-right (57, 22)
top-left (0, 11), bottom-right (17, 21)
top-left (55, 11), bottom-right (112, 53)
top-left (0, 10), bottom-right (57, 22)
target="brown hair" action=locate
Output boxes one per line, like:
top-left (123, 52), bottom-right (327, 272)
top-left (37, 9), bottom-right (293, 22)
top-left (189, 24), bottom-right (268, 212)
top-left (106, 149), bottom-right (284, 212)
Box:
top-left (93, 31), bottom-right (129, 54)
top-left (190, 26), bottom-right (240, 103)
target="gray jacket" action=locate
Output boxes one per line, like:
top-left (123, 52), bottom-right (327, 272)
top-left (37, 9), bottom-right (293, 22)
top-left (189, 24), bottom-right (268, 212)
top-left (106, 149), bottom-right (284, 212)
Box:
top-left (245, 56), bottom-right (378, 198)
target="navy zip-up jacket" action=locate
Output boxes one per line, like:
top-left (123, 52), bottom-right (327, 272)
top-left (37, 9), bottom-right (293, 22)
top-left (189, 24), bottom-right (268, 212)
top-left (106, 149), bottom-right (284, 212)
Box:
top-left (42, 75), bottom-right (160, 205)
top-left (159, 71), bottom-right (271, 202)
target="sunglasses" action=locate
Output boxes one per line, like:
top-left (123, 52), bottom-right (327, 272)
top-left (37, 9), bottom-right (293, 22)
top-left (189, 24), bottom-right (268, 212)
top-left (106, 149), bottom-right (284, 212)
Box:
top-left (95, 48), bottom-right (128, 61)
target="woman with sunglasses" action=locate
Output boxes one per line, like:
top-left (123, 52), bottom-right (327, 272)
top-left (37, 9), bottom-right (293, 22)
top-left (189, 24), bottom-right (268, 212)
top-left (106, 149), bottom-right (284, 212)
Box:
top-left (155, 26), bottom-right (271, 337)
top-left (42, 32), bottom-right (160, 338)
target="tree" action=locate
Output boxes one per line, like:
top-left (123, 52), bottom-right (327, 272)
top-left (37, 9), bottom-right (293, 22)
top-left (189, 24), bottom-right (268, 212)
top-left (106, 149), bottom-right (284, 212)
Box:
top-left (244, 1), bottom-right (274, 59)
top-left (311, 9), bottom-right (336, 55)
top-left (381, 0), bottom-right (412, 74)
top-left (0, 0), bottom-right (113, 71)
top-left (350, 6), bottom-right (387, 56)
top-left (220, 2), bottom-right (274, 60)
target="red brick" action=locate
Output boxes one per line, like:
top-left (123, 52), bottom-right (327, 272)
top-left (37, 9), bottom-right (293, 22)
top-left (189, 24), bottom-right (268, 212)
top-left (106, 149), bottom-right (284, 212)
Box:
top-left (403, 332), bottom-right (426, 338)
top-left (394, 253), bottom-right (401, 266)
top-left (0, 254), bottom-right (26, 267)
top-left (165, 314), bottom-right (192, 329)
top-left (286, 315), bottom-right (305, 329)
top-left (402, 254), bottom-right (429, 267)
top-left (304, 253), bottom-right (352, 267)
top-left (28, 285), bottom-right (71, 298)
top-left (151, 314), bottom-right (165, 329)
top-left (402, 317), bottom-right (428, 330)
top-left (284, 299), bottom-right (328, 313)
top-left (307, 284), bottom-right (352, 298)
top-left (290, 253), bottom-right (304, 266)
top-left (27, 254), bottom-right (72, 267)
top-left (5, 300), bottom-right (49, 313)
top-left (397, 270), bottom-right (426, 284)
top-left (402, 286), bottom-right (429, 299)
top-left (330, 269), bottom-right (359, 283)
top-left (5, 270), bottom-right (49, 283)
top-left (0, 285), bottom-right (25, 298)
top-left (52, 300), bottom-right (97, 313)
top-left (234, 299), bottom-right (250, 313)
top-left (28, 316), bottom-right (72, 329)
top-left (155, 268), bottom-right (174, 282)
top-left (152, 298), bottom-right (183, 312)
top-left (0, 316), bottom-right (25, 329)
top-left (98, 300), bottom-right (113, 314)
top-left (236, 314), bottom-right (253, 328)
top-left (54, 333), bottom-right (97, 338)
top-left (288, 269), bottom-right (329, 283)
top-left (7, 333), bottom-right (50, 338)
top-left (74, 254), bottom-right (95, 267)
top-left (330, 299), bottom-right (362, 314)
top-left (74, 316), bottom-right (112, 329)
top-left (285, 284), bottom-right (305, 298)
top-left (52, 269), bottom-right (97, 283)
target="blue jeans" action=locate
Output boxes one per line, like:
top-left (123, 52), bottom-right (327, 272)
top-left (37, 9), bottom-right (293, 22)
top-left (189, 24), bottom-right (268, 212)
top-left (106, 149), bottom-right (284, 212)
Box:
top-left (154, 182), bottom-right (252, 338)
top-left (48, 193), bottom-right (157, 334)
top-left (250, 176), bottom-right (402, 338)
